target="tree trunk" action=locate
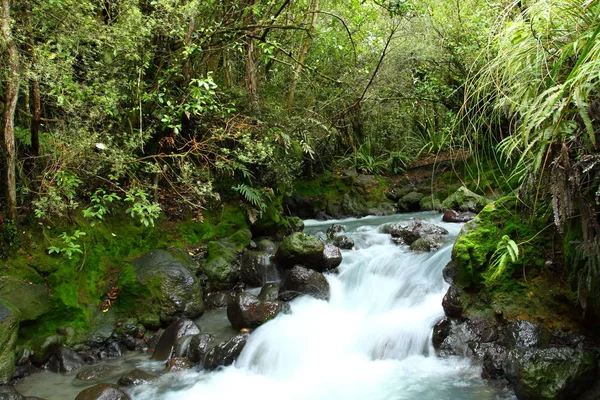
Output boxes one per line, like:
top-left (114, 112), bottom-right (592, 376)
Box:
top-left (287, 0), bottom-right (319, 112)
top-left (244, 0), bottom-right (258, 107)
top-left (1, 0), bottom-right (20, 221)
top-left (31, 78), bottom-right (40, 157)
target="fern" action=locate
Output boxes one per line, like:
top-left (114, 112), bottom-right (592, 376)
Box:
top-left (487, 235), bottom-right (519, 282)
top-left (232, 184), bottom-right (273, 219)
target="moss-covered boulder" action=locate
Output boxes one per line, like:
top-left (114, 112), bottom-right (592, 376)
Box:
top-left (203, 229), bottom-right (252, 290)
top-left (410, 235), bottom-right (445, 252)
top-left (442, 186), bottom-right (490, 213)
top-left (120, 249), bottom-right (205, 326)
top-left (276, 232), bottom-right (324, 269)
top-left (503, 348), bottom-right (598, 400)
top-left (419, 195), bottom-right (442, 211)
top-left (397, 191), bottom-right (425, 212)
top-left (0, 277), bottom-right (50, 322)
top-left (0, 299), bottom-right (19, 384)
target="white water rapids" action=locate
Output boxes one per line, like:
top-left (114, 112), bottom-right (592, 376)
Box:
top-left (131, 213), bottom-right (507, 400)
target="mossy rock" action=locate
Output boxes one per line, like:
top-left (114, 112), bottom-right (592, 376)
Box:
top-left (0, 299), bottom-right (20, 384)
top-left (276, 232), bottom-right (324, 269)
top-left (397, 191), bottom-right (425, 212)
top-left (442, 186), bottom-right (490, 213)
top-left (203, 230), bottom-right (252, 290)
top-left (419, 195), bottom-right (442, 211)
top-left (120, 249), bottom-right (205, 325)
top-left (0, 277), bottom-right (51, 322)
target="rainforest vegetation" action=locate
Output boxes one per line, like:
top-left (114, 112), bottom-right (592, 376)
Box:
top-left (1, 0), bottom-right (600, 338)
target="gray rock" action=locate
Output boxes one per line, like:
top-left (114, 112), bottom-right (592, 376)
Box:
top-left (117, 369), bottom-right (157, 387)
top-left (507, 320), bottom-right (545, 350)
top-left (74, 364), bottom-right (118, 383)
top-left (203, 292), bottom-right (234, 309)
top-left (441, 186), bottom-right (490, 213)
top-left (165, 357), bottom-right (193, 372)
top-left (257, 283), bottom-right (279, 302)
top-left (151, 319), bottom-right (200, 362)
top-left (204, 334), bottom-right (249, 370)
top-left (409, 235), bottom-right (445, 252)
top-left (278, 265), bottom-right (330, 301)
top-left (442, 209), bottom-right (476, 223)
top-left (442, 285), bottom-right (463, 318)
top-left (187, 333), bottom-right (213, 364)
top-left (332, 235), bottom-right (354, 250)
top-left (47, 347), bottom-right (84, 373)
top-left (227, 292), bottom-right (286, 330)
top-left (240, 249), bottom-right (278, 287)
top-left (74, 383), bottom-right (130, 400)
top-left (397, 191), bottom-right (424, 212)
top-left (321, 244), bottom-right (342, 271)
top-left (382, 220), bottom-right (448, 245)
top-left (432, 317), bottom-right (451, 350)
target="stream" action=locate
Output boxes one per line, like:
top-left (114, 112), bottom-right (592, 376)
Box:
top-left (17, 213), bottom-right (513, 399)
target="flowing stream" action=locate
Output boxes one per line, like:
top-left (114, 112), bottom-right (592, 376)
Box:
top-left (18, 213), bottom-right (511, 399)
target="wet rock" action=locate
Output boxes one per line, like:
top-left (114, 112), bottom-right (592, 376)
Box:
top-left (442, 285), bottom-right (463, 318)
top-left (409, 235), bottom-right (445, 252)
top-left (174, 335), bottom-right (195, 358)
top-left (240, 249), bottom-right (278, 287)
top-left (321, 244), bottom-right (342, 271)
top-left (503, 347), bottom-right (598, 400)
top-left (75, 364), bottom-right (119, 383)
top-left (276, 233), bottom-right (325, 269)
top-left (326, 224), bottom-right (346, 239)
top-left (227, 292), bottom-right (286, 330)
top-left (0, 386), bottom-right (29, 400)
top-left (187, 333), bottom-right (214, 364)
top-left (382, 220), bottom-right (448, 245)
top-left (0, 300), bottom-right (19, 384)
top-left (47, 347), bottom-right (84, 373)
top-left (203, 230), bottom-right (252, 291)
top-left (165, 357), bottom-right (193, 372)
top-left (438, 320), bottom-right (478, 357)
top-left (74, 383), bottom-right (130, 400)
top-left (441, 186), bottom-right (490, 213)
top-left (432, 317), bottom-right (452, 350)
top-left (104, 341), bottom-right (126, 358)
top-left (332, 235), bottom-right (354, 250)
top-left (256, 239), bottom-right (277, 253)
top-left (30, 335), bottom-right (64, 366)
top-left (442, 261), bottom-right (457, 284)
top-left (397, 191), bottom-right (424, 212)
top-left (0, 277), bottom-right (51, 322)
top-left (278, 265), bottom-right (330, 301)
top-left (117, 369), bottom-right (157, 387)
top-left (442, 209), bottom-right (476, 223)
top-left (151, 319), bottom-right (200, 362)
top-left (507, 320), bottom-right (545, 350)
top-left (257, 283), bottom-right (279, 302)
top-left (129, 249), bottom-right (205, 324)
top-left (203, 292), bottom-right (234, 309)
top-left (145, 329), bottom-right (164, 352)
top-left (204, 334), bottom-right (249, 370)
top-left (480, 343), bottom-right (508, 379)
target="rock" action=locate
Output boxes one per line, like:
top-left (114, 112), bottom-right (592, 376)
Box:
top-left (204, 334), bottom-right (249, 370)
top-left (75, 364), bottom-right (118, 383)
top-left (151, 319), bottom-right (200, 362)
top-left (117, 369), bottom-right (157, 387)
top-left (397, 191), bottom-right (424, 212)
top-left (332, 235), bottom-right (354, 250)
top-left (419, 196), bottom-right (442, 211)
top-left (503, 347), bottom-right (598, 400)
top-left (74, 383), bottom-right (130, 400)
top-left (442, 209), bottom-right (476, 223)
top-left (103, 340), bottom-right (126, 358)
top-left (480, 343), bottom-right (508, 379)
top-left (128, 249), bottom-right (205, 324)
top-left (326, 224), bottom-right (345, 239)
top-left (227, 292), bottom-right (286, 330)
top-left (0, 300), bottom-right (19, 384)
top-left (203, 230), bottom-right (252, 291)
top-left (203, 291), bottom-right (234, 309)
top-left (432, 317), bottom-right (451, 350)
top-left (321, 244), bottom-right (342, 271)
top-left (409, 235), bottom-right (445, 252)
top-left (276, 233), bottom-right (324, 270)
top-left (278, 266), bottom-right (330, 301)
top-left (441, 186), bottom-right (490, 213)
top-left (174, 335), bottom-right (195, 358)
top-left (256, 239), bottom-right (277, 253)
top-left (187, 333), bottom-right (213, 364)
top-left (0, 277), bottom-right (50, 321)
top-left (165, 357), bottom-right (193, 372)
top-left (30, 335), bottom-right (64, 366)
top-left (257, 283), bottom-right (279, 302)
top-left (252, 214), bottom-right (304, 241)
top-left (442, 261), bottom-right (457, 284)
top-left (0, 386), bottom-right (33, 400)
top-left (507, 320), bottom-right (546, 350)
top-left (47, 347), bottom-right (84, 373)
top-left (442, 285), bottom-right (463, 318)
top-left (240, 249), bottom-right (278, 287)
top-left (383, 220), bottom-right (448, 245)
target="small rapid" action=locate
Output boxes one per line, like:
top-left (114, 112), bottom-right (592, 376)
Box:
top-left (132, 213), bottom-right (506, 400)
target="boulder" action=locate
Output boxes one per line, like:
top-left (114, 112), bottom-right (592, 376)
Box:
top-left (397, 191), bottom-right (424, 212)
top-left (165, 357), bottom-right (193, 372)
top-left (442, 285), bottom-right (463, 318)
top-left (126, 249), bottom-right (205, 324)
top-left (203, 292), bottom-right (234, 309)
top-left (240, 249), bottom-right (278, 287)
top-left (432, 317), bottom-right (451, 350)
top-left (442, 209), bottom-right (476, 223)
top-left (117, 369), bottom-right (157, 387)
top-left (257, 283), bottom-right (279, 302)
top-left (419, 196), bottom-right (442, 211)
top-left (74, 383), bottom-right (130, 400)
top-left (0, 300), bottom-right (19, 385)
top-left (326, 224), bottom-right (345, 239)
top-left (503, 347), bottom-right (598, 400)
top-left (332, 235), bottom-right (354, 250)
top-left (187, 333), bottom-right (213, 364)
top-left (75, 364), bottom-right (119, 383)
top-left (204, 334), bottom-right (249, 370)
top-left (203, 230), bottom-right (252, 291)
top-left (383, 220), bottom-right (448, 245)
top-left (227, 292), bottom-right (287, 330)
top-left (321, 244), bottom-right (343, 271)
top-left (47, 347), bottom-right (84, 373)
top-left (278, 266), bottom-right (330, 301)
top-left (0, 277), bottom-right (50, 321)
top-left (409, 235), bottom-right (445, 252)
top-left (151, 319), bottom-right (200, 362)
top-left (441, 186), bottom-right (490, 213)
top-left (276, 233), bottom-right (324, 269)
top-left (256, 239), bottom-right (277, 253)
top-left (507, 320), bottom-right (546, 350)
top-left (30, 335), bottom-right (63, 366)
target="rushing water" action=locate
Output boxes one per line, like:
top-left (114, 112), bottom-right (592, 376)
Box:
top-left (18, 213), bottom-right (512, 400)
